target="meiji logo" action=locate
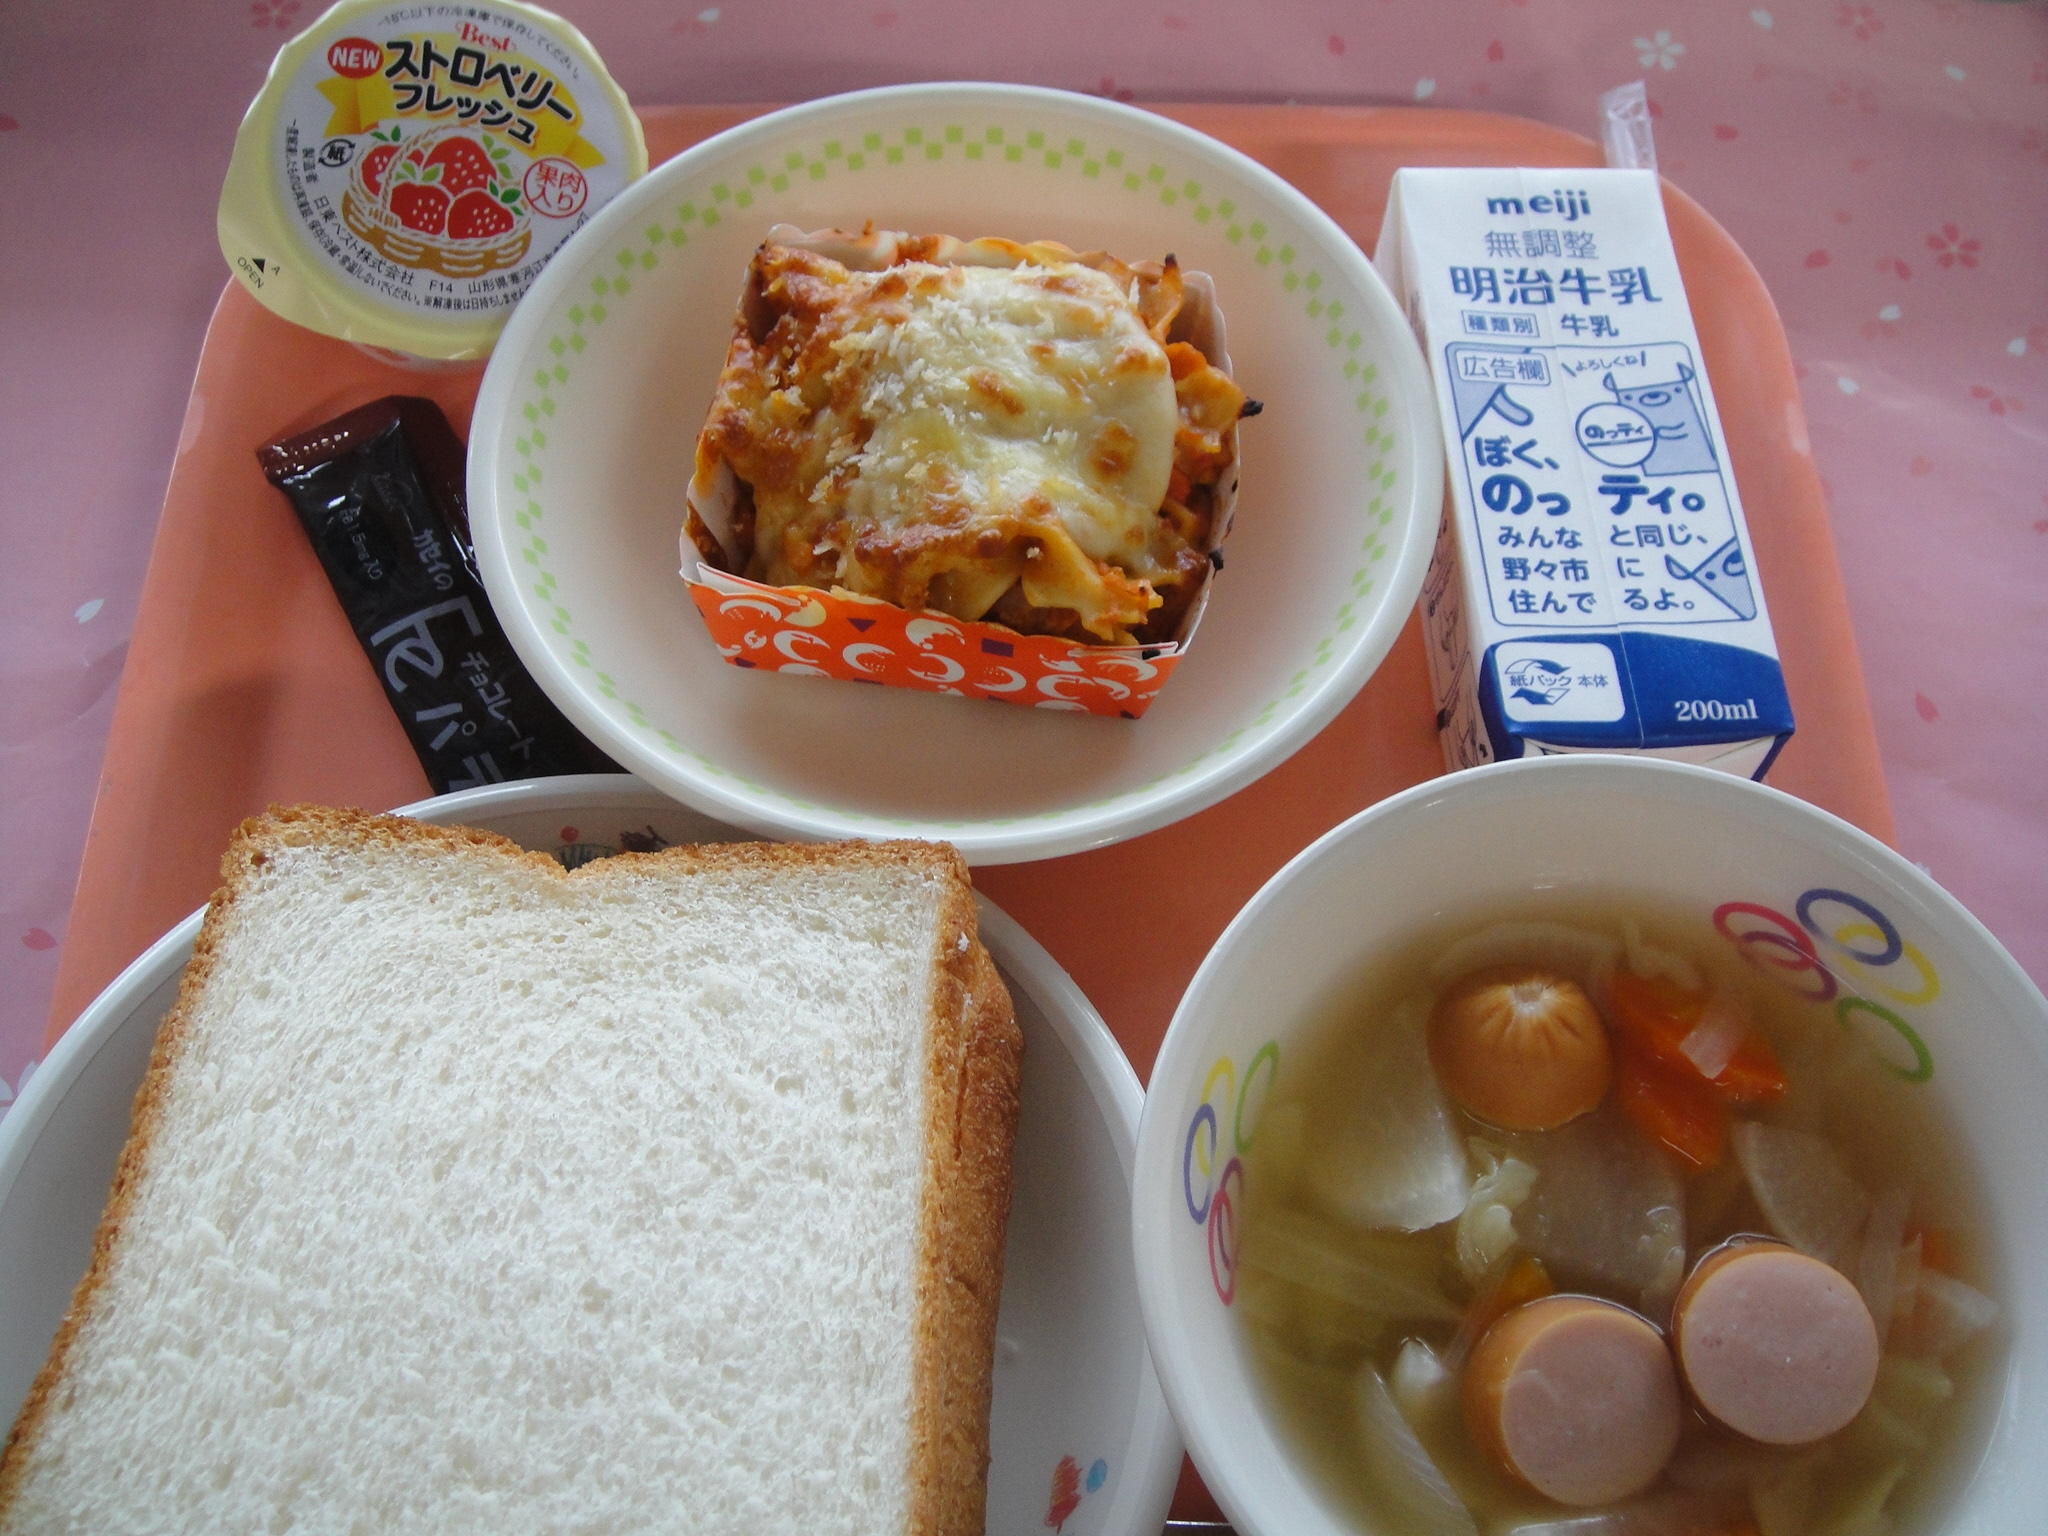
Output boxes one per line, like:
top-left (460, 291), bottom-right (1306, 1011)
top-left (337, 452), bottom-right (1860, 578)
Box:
top-left (460, 20), bottom-right (514, 51)
top-left (1504, 656), bottom-right (1573, 706)
top-left (1487, 190), bottom-right (1592, 222)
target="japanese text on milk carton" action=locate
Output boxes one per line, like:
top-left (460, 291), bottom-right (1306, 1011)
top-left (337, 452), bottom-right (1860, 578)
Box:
top-left (1377, 168), bottom-right (1793, 779)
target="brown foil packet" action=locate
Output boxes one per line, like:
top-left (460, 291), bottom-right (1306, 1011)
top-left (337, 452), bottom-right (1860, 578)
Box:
top-left (259, 397), bottom-right (616, 792)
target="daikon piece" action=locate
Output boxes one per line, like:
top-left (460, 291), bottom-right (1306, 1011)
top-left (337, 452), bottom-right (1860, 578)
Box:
top-left (1732, 1120), bottom-right (1872, 1267)
top-left (1854, 1186), bottom-right (1912, 1349)
top-left (1505, 1111), bottom-right (1688, 1305)
top-left (1907, 1270), bottom-right (2000, 1360)
top-left (1686, 1155), bottom-right (1749, 1238)
top-left (1390, 1336), bottom-right (1456, 1428)
top-left (1312, 998), bottom-right (1471, 1230)
top-left (1353, 1360), bottom-right (1480, 1536)
top-left (1390, 1334), bottom-right (1514, 1519)
top-left (1639, 1202), bottom-right (1688, 1326)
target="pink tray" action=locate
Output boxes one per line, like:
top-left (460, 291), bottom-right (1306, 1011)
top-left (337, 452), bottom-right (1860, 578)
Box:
top-left (43, 104), bottom-right (1893, 1523)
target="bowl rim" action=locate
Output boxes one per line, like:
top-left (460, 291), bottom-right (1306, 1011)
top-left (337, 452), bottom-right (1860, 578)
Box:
top-left (1129, 754), bottom-right (2048, 1536)
top-left (467, 81), bottom-right (1443, 865)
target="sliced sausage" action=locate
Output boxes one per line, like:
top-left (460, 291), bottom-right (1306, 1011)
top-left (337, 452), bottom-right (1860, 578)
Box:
top-left (1462, 1295), bottom-right (1682, 1506)
top-left (1673, 1237), bottom-right (1879, 1445)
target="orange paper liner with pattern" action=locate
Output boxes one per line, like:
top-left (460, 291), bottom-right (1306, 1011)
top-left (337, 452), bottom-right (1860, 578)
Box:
top-left (684, 570), bottom-right (1185, 718)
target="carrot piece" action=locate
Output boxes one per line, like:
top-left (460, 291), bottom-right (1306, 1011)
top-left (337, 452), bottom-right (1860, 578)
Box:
top-left (1615, 1036), bottom-right (1729, 1170)
top-left (1449, 1254), bottom-right (1554, 1370)
top-left (1608, 972), bottom-right (1787, 1105)
top-left (1714, 1035), bottom-right (1789, 1105)
top-left (1608, 971), bottom-right (1694, 1057)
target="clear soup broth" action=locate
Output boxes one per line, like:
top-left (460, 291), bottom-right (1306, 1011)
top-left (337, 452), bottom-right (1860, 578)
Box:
top-left (1237, 894), bottom-right (2001, 1536)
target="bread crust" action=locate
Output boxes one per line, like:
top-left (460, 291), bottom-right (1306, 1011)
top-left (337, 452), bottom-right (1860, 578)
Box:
top-left (908, 853), bottom-right (1024, 1536)
top-left (0, 805), bottom-right (1022, 1532)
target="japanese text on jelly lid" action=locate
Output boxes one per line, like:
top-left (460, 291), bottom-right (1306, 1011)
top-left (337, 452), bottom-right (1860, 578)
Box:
top-left (219, 0), bottom-right (646, 361)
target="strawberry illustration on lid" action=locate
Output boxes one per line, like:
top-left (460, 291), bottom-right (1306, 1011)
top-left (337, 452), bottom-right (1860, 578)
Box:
top-left (344, 123), bottom-right (533, 276)
top-left (219, 0), bottom-right (645, 361)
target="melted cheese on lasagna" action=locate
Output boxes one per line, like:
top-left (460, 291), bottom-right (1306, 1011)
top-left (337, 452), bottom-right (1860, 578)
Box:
top-left (693, 238), bottom-right (1243, 644)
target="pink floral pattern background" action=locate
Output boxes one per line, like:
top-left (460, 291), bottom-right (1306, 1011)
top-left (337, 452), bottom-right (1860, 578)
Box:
top-left (0, 1), bottom-right (2044, 1116)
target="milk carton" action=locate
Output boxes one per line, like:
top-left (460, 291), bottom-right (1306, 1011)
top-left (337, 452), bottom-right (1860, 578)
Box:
top-left (1377, 168), bottom-right (1793, 778)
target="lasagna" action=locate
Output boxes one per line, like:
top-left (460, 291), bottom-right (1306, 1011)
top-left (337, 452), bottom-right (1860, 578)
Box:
top-left (687, 229), bottom-right (1251, 645)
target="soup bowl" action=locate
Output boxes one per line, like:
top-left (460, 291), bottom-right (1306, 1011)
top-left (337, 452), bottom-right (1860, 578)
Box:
top-left (1131, 755), bottom-right (2048, 1536)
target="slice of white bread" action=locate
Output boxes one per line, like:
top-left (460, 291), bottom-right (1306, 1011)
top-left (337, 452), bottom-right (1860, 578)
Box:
top-left (0, 807), bottom-right (1021, 1534)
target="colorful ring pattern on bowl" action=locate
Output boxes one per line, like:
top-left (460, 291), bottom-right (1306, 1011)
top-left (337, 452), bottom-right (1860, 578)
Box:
top-left (1181, 1039), bottom-right (1278, 1305)
top-left (1717, 884), bottom-right (1942, 1083)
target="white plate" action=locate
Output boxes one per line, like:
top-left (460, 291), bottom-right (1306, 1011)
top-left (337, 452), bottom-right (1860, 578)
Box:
top-left (469, 82), bottom-right (1441, 864)
top-left (0, 776), bottom-right (1179, 1536)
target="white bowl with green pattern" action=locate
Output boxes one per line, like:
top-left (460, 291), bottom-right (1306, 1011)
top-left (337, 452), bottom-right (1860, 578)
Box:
top-left (469, 83), bottom-right (1442, 863)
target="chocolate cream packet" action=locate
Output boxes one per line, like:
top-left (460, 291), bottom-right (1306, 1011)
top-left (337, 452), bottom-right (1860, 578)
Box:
top-left (259, 397), bottom-right (615, 792)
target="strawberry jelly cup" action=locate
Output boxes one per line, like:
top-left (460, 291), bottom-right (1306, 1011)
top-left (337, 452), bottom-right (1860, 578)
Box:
top-left (218, 0), bottom-right (646, 363)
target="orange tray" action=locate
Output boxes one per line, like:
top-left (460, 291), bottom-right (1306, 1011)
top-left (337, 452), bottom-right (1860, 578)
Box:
top-left (45, 104), bottom-right (1892, 1522)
